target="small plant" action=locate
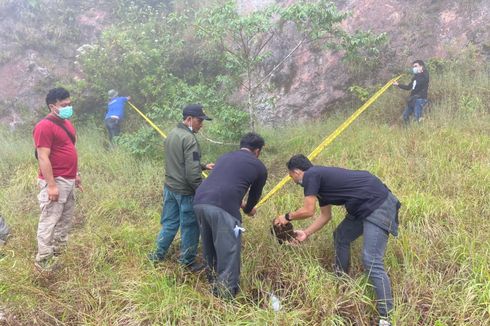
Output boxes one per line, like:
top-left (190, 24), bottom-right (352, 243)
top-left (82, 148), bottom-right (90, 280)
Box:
top-left (348, 85), bottom-right (370, 102)
top-left (459, 94), bottom-right (483, 114)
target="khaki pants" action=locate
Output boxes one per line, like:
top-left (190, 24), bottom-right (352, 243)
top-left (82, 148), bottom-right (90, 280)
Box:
top-left (36, 177), bottom-right (75, 262)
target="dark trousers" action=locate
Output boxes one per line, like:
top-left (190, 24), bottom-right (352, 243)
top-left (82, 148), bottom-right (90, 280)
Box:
top-left (193, 204), bottom-right (242, 298)
top-left (333, 193), bottom-right (399, 317)
top-left (104, 117), bottom-right (121, 143)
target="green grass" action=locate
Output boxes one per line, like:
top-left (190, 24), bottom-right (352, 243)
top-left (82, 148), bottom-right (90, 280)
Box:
top-left (0, 64), bottom-right (489, 325)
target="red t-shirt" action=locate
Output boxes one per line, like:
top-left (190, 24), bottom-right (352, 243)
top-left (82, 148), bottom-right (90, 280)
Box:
top-left (33, 115), bottom-right (78, 179)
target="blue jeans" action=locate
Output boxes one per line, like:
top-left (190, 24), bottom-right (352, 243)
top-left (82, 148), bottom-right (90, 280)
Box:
top-left (104, 117), bottom-right (121, 143)
top-left (334, 196), bottom-right (398, 317)
top-left (153, 187), bottom-right (200, 265)
top-left (403, 98), bottom-right (427, 123)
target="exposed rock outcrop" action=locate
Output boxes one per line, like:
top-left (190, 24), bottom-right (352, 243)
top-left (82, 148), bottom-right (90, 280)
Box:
top-left (241, 0), bottom-right (490, 124)
top-left (0, 0), bottom-right (488, 125)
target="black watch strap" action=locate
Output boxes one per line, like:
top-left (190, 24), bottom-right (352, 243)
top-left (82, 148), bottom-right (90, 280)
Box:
top-left (285, 212), bottom-right (291, 221)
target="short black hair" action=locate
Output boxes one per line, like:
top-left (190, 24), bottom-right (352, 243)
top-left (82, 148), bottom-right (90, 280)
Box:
top-left (46, 87), bottom-right (70, 109)
top-left (287, 154), bottom-right (313, 171)
top-left (239, 132), bottom-right (265, 151)
top-left (412, 60), bottom-right (425, 68)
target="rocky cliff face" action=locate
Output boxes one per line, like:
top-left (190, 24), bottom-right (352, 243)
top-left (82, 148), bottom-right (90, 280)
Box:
top-left (0, 0), bottom-right (109, 127)
top-left (0, 0), bottom-right (488, 126)
top-left (247, 0), bottom-right (490, 124)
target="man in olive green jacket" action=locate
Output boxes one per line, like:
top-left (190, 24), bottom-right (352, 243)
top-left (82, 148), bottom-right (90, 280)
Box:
top-left (149, 104), bottom-right (214, 269)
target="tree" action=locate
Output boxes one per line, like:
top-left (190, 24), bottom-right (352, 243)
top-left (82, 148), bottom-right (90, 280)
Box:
top-left (196, 0), bottom-right (385, 130)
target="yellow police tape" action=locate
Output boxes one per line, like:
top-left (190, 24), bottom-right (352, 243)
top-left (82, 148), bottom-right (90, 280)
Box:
top-left (256, 75), bottom-right (402, 208)
top-left (128, 101), bottom-right (168, 138)
top-left (127, 101), bottom-right (208, 178)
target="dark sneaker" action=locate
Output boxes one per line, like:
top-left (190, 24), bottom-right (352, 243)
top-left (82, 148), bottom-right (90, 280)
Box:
top-left (184, 261), bottom-right (206, 273)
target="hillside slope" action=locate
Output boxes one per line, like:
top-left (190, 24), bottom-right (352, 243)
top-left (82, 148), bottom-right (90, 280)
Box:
top-left (0, 58), bottom-right (488, 325)
top-left (0, 0), bottom-right (488, 126)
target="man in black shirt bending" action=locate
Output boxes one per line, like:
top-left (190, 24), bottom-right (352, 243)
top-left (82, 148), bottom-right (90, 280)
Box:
top-left (274, 155), bottom-right (400, 325)
top-left (193, 132), bottom-right (268, 298)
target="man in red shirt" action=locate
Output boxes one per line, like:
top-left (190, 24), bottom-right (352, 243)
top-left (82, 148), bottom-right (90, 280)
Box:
top-left (33, 87), bottom-right (82, 271)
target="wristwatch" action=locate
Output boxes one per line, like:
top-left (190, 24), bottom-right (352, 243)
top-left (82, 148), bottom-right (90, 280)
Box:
top-left (285, 212), bottom-right (291, 222)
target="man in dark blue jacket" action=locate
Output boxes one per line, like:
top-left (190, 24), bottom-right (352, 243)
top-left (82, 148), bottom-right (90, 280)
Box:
top-left (193, 132), bottom-right (268, 298)
top-left (393, 60), bottom-right (429, 123)
top-left (275, 154), bottom-right (400, 325)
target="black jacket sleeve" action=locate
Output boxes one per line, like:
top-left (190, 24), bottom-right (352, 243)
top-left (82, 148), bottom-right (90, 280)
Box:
top-left (397, 77), bottom-right (415, 91)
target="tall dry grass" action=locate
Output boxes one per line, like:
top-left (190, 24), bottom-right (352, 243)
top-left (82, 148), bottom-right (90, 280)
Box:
top-left (0, 61), bottom-right (488, 325)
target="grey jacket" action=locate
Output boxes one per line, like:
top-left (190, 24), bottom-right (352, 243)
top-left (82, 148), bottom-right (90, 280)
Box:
top-left (164, 123), bottom-right (204, 195)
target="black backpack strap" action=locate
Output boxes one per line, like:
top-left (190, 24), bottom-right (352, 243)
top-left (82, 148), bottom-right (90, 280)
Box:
top-left (45, 116), bottom-right (76, 144)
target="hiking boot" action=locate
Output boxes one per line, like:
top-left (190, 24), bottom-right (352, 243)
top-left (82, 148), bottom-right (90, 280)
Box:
top-left (34, 257), bottom-right (58, 272)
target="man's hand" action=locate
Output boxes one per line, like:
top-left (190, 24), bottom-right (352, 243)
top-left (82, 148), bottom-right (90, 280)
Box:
top-left (47, 184), bottom-right (59, 201)
top-left (392, 81), bottom-right (399, 86)
top-left (245, 207), bottom-right (257, 217)
top-left (274, 215), bottom-right (288, 226)
top-left (294, 229), bottom-right (309, 242)
top-left (75, 175), bottom-right (83, 192)
top-left (205, 163), bottom-right (215, 170)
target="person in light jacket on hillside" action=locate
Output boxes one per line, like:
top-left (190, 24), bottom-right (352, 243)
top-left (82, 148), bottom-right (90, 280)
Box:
top-left (148, 104), bottom-right (214, 272)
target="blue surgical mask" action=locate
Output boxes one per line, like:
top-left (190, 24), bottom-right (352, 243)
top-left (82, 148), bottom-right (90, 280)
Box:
top-left (56, 106), bottom-right (73, 119)
top-left (412, 67), bottom-right (419, 74)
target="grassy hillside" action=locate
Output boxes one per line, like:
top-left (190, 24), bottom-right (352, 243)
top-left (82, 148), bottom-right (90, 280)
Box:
top-left (0, 64), bottom-right (489, 325)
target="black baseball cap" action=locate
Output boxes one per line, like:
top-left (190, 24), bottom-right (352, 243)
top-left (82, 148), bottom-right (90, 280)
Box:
top-left (183, 104), bottom-right (212, 120)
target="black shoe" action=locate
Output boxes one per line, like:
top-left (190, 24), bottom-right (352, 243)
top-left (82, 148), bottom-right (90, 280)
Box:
top-left (184, 261), bottom-right (206, 273)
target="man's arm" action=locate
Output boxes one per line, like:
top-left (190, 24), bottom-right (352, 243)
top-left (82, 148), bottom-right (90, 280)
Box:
top-left (243, 169), bottom-right (268, 216)
top-left (183, 136), bottom-right (203, 191)
top-left (275, 195), bottom-right (317, 225)
top-left (393, 78), bottom-right (414, 90)
top-left (37, 147), bottom-right (59, 201)
top-left (75, 172), bottom-right (83, 192)
top-left (295, 205), bottom-right (332, 242)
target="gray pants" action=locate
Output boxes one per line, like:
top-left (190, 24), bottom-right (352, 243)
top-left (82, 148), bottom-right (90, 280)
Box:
top-left (333, 192), bottom-right (400, 317)
top-left (193, 204), bottom-right (242, 298)
top-left (36, 177), bottom-right (75, 262)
